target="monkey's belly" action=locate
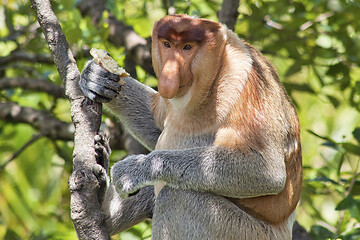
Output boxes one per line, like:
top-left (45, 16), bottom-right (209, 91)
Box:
top-left (152, 187), bottom-right (293, 240)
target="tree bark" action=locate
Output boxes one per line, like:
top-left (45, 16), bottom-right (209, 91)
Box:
top-left (218, 0), bottom-right (240, 31)
top-left (30, 0), bottom-right (110, 239)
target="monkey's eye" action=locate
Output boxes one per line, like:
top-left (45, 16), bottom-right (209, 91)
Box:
top-left (183, 44), bottom-right (192, 51)
top-left (163, 41), bottom-right (171, 48)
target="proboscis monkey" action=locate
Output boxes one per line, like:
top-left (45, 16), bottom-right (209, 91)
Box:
top-left (79, 14), bottom-right (302, 240)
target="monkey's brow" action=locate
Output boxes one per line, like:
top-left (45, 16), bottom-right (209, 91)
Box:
top-left (157, 26), bottom-right (206, 43)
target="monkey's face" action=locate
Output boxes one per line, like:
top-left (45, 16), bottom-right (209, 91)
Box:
top-left (155, 38), bottom-right (198, 99)
top-left (152, 14), bottom-right (221, 100)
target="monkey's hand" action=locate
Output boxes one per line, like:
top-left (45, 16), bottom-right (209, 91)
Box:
top-left (79, 60), bottom-right (123, 103)
top-left (92, 133), bottom-right (111, 204)
top-left (111, 154), bottom-right (155, 199)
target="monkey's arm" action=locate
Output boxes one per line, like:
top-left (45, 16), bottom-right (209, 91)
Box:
top-left (93, 134), bottom-right (155, 235)
top-left (111, 143), bottom-right (286, 199)
top-left (79, 61), bottom-right (162, 150)
top-left (102, 182), bottom-right (154, 235)
top-left (104, 76), bottom-right (163, 150)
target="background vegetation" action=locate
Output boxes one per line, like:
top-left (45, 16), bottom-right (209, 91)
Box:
top-left (0, 0), bottom-right (359, 239)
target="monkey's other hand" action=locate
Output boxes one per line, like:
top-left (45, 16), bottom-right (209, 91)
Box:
top-left (111, 154), bottom-right (154, 199)
top-left (93, 133), bottom-right (111, 204)
top-left (94, 133), bottom-right (111, 172)
top-left (79, 60), bottom-right (123, 103)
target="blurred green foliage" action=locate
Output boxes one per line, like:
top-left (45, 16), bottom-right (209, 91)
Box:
top-left (0, 0), bottom-right (359, 239)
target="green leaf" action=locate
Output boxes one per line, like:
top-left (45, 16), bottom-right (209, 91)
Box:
top-left (341, 142), bottom-right (360, 156)
top-left (326, 95), bottom-right (340, 108)
top-left (283, 83), bottom-right (315, 94)
top-left (316, 34), bottom-right (332, 49)
top-left (353, 128), bottom-right (360, 144)
top-left (285, 63), bottom-right (302, 77)
top-left (326, 62), bottom-right (349, 77)
top-left (336, 196), bottom-right (356, 210)
top-left (336, 197), bottom-right (360, 221)
top-left (350, 180), bottom-right (360, 196)
top-left (355, 82), bottom-right (360, 95)
top-left (343, 227), bottom-right (360, 240)
top-left (336, 152), bottom-right (345, 176)
top-left (310, 225), bottom-right (338, 239)
top-left (349, 200), bottom-right (360, 222)
top-left (307, 177), bottom-right (339, 185)
top-left (322, 141), bottom-right (342, 151)
top-left (307, 130), bottom-right (336, 143)
top-left (4, 229), bottom-right (22, 240)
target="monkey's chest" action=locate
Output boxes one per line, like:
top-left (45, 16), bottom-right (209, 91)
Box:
top-left (155, 128), bottom-right (215, 150)
top-left (154, 125), bottom-right (215, 197)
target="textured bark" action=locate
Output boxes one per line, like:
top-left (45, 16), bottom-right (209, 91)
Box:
top-left (218, 0), bottom-right (240, 31)
top-left (30, 0), bottom-right (110, 239)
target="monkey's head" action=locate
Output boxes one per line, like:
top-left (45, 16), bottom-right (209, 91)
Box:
top-left (152, 15), bottom-right (225, 100)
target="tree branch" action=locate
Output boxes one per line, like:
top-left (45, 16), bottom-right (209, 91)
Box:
top-left (0, 101), bottom-right (143, 154)
top-left (0, 77), bottom-right (66, 99)
top-left (0, 50), bottom-right (54, 65)
top-left (218, 0), bottom-right (240, 31)
top-left (30, 0), bottom-right (110, 239)
top-left (0, 102), bottom-right (73, 140)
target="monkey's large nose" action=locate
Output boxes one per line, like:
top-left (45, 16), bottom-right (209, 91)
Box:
top-left (158, 59), bottom-right (181, 99)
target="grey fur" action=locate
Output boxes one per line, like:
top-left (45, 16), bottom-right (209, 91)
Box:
top-left (80, 58), bottom-right (294, 239)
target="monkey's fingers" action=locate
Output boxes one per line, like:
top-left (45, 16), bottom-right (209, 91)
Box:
top-left (92, 164), bottom-right (108, 204)
top-left (94, 133), bottom-right (111, 171)
top-left (86, 60), bottom-right (121, 83)
top-left (86, 81), bottom-right (119, 102)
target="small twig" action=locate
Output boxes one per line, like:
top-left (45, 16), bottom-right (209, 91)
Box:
top-left (264, 15), bottom-right (284, 30)
top-left (300, 12), bottom-right (334, 31)
top-left (0, 133), bottom-right (43, 171)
